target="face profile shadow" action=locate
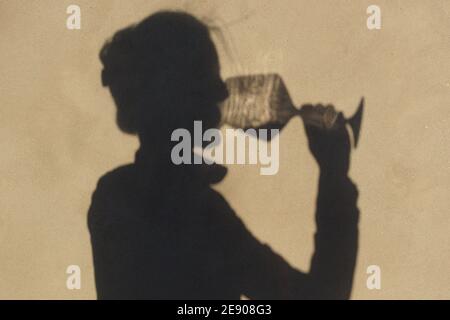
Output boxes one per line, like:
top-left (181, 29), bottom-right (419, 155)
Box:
top-left (88, 10), bottom-right (361, 300)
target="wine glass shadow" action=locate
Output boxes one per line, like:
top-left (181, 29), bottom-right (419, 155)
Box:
top-left (88, 10), bottom-right (360, 300)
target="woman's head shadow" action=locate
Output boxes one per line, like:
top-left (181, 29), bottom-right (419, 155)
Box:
top-left (100, 11), bottom-right (229, 157)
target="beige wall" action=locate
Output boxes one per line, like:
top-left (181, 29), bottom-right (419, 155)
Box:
top-left (0, 0), bottom-right (449, 299)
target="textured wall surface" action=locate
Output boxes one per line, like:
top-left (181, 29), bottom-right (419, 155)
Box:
top-left (0, 0), bottom-right (449, 299)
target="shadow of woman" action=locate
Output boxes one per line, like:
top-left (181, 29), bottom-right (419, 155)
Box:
top-left (88, 11), bottom-right (360, 300)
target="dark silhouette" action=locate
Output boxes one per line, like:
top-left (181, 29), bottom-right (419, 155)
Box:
top-left (88, 11), bottom-right (360, 300)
